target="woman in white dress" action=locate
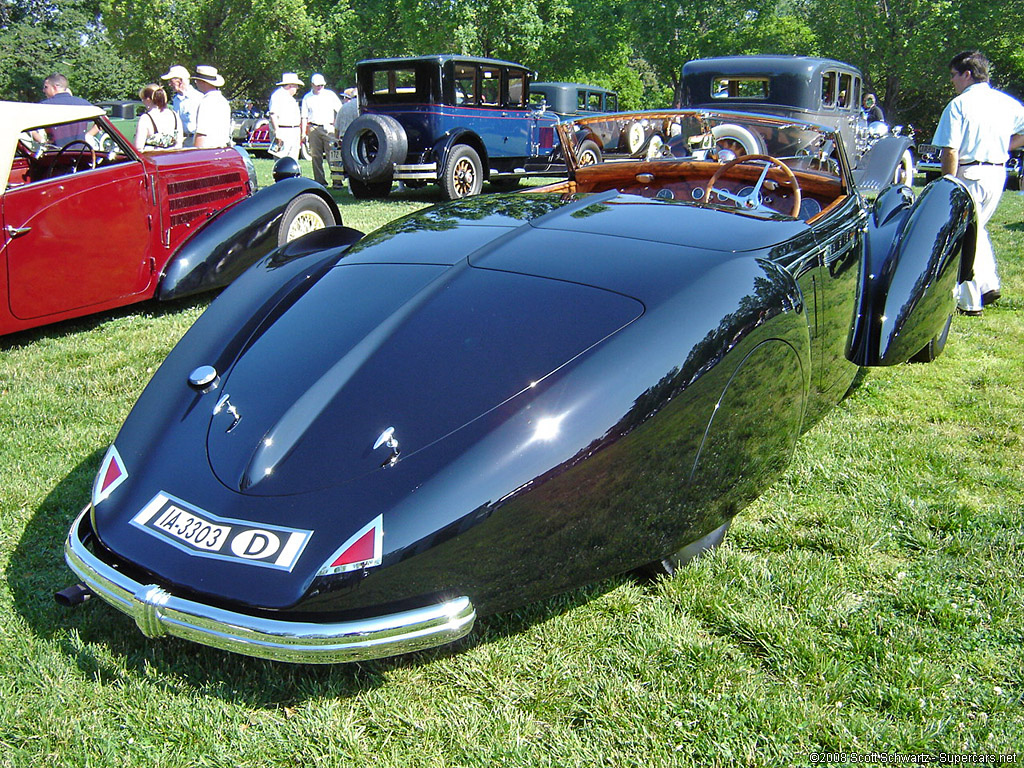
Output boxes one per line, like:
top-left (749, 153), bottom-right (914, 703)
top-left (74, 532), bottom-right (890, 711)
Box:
top-left (134, 83), bottom-right (184, 151)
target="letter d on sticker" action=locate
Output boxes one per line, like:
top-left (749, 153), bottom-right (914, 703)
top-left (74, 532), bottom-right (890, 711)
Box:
top-left (230, 529), bottom-right (281, 560)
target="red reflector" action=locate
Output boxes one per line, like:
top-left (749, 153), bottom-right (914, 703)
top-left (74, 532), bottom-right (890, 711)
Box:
top-left (101, 457), bottom-right (124, 492)
top-left (93, 445), bottom-right (128, 505)
top-left (317, 515), bottom-right (383, 576)
top-left (331, 528), bottom-right (375, 567)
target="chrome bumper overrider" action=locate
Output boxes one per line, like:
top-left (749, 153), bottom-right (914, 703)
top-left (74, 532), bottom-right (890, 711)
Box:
top-left (64, 507), bottom-right (476, 664)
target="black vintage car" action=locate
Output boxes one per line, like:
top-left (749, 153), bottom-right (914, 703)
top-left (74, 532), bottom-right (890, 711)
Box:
top-left (681, 56), bottom-right (915, 189)
top-left (529, 82), bottom-right (619, 117)
top-left (61, 109), bottom-right (975, 663)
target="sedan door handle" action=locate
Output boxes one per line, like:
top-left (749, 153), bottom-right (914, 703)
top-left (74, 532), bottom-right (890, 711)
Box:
top-left (6, 225), bottom-right (31, 238)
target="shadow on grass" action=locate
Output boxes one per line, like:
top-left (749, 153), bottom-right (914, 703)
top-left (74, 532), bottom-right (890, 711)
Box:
top-left (0, 294), bottom-right (213, 353)
top-left (6, 450), bottom-right (620, 707)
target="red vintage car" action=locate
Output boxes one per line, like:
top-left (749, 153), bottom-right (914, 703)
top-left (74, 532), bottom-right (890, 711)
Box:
top-left (1, 101), bottom-right (342, 336)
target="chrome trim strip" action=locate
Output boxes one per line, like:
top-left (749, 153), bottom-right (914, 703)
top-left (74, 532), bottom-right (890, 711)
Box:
top-left (64, 507), bottom-right (476, 664)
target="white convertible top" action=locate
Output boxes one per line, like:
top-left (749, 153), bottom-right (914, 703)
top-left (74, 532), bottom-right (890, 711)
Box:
top-left (0, 100), bottom-right (105, 194)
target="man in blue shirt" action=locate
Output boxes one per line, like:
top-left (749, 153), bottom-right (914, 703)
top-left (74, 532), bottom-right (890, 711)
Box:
top-left (40, 73), bottom-right (94, 145)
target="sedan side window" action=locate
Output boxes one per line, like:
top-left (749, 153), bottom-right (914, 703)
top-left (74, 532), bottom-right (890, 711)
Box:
top-left (453, 63), bottom-right (477, 106)
top-left (821, 72), bottom-right (837, 108)
top-left (480, 66), bottom-right (500, 107)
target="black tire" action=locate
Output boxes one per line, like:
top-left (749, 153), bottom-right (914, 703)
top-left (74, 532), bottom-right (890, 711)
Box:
top-left (277, 193), bottom-right (335, 247)
top-left (578, 139), bottom-right (602, 166)
top-left (441, 145), bottom-right (483, 200)
top-left (348, 178), bottom-right (393, 199)
top-left (910, 313), bottom-right (952, 363)
top-left (636, 520), bottom-right (732, 579)
top-left (341, 114), bottom-right (407, 183)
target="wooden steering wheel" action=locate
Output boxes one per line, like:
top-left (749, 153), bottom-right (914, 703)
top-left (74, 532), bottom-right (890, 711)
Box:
top-left (704, 153), bottom-right (801, 218)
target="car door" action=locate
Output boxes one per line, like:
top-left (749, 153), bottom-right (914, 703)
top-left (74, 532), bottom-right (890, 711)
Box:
top-left (3, 147), bottom-right (154, 321)
top-left (487, 66), bottom-right (530, 160)
top-left (808, 195), bottom-right (865, 394)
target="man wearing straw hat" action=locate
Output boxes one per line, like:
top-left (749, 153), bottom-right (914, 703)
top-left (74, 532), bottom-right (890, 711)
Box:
top-left (160, 65), bottom-right (202, 145)
top-left (192, 65), bottom-right (231, 148)
top-left (269, 72), bottom-right (303, 161)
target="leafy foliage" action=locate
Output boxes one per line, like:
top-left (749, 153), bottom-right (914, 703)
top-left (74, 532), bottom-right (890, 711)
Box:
top-left (0, 0), bottom-right (1022, 133)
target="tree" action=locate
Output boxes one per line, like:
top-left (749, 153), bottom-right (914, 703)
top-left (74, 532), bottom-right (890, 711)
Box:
top-left (101, 0), bottom-right (330, 104)
top-left (799, 0), bottom-right (1024, 132)
top-left (0, 0), bottom-right (144, 101)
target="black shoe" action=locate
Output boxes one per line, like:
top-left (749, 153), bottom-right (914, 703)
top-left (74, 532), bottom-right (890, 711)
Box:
top-left (982, 289), bottom-right (1001, 306)
top-left (958, 307), bottom-right (983, 317)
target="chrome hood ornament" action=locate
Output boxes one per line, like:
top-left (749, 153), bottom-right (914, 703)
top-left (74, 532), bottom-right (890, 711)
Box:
top-left (373, 427), bottom-right (401, 467)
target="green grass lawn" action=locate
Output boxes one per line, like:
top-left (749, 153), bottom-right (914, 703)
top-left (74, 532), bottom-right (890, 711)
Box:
top-left (1, 166), bottom-right (1022, 766)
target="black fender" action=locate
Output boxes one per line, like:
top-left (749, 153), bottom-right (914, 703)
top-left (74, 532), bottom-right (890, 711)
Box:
top-left (157, 177), bottom-right (342, 301)
top-left (148, 225), bottom-right (364, 404)
top-left (682, 257), bottom-right (810, 544)
top-left (852, 135), bottom-right (913, 194)
top-left (432, 130), bottom-right (489, 179)
top-left (848, 176), bottom-right (976, 366)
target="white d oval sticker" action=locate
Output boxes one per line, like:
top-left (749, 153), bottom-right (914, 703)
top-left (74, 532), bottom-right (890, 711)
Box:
top-left (230, 530), bottom-right (282, 560)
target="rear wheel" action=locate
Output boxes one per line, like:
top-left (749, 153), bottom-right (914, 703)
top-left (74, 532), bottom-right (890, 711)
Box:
top-left (277, 193), bottom-right (334, 246)
top-left (910, 313), bottom-right (952, 363)
top-left (442, 145), bottom-right (483, 200)
top-left (636, 520), bottom-right (732, 579)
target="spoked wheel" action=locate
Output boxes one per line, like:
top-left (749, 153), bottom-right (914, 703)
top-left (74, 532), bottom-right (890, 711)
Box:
top-left (442, 145), bottom-right (483, 200)
top-left (277, 193), bottom-right (335, 246)
top-left (578, 139), bottom-right (602, 166)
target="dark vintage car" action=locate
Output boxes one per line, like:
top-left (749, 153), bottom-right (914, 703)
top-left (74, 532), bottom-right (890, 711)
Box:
top-left (1, 101), bottom-right (340, 336)
top-left (331, 55), bottom-right (562, 199)
top-left (94, 99), bottom-right (145, 146)
top-left (61, 108), bottom-right (976, 663)
top-left (529, 82), bottom-right (619, 117)
top-left (681, 56), bottom-right (915, 190)
top-left (915, 142), bottom-right (1023, 189)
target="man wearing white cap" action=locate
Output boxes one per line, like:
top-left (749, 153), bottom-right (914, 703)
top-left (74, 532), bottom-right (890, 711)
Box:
top-left (160, 65), bottom-right (202, 145)
top-left (269, 72), bottom-right (303, 161)
top-left (192, 65), bottom-right (231, 148)
top-left (300, 73), bottom-right (343, 185)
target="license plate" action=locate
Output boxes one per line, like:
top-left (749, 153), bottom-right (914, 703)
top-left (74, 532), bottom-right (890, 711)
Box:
top-left (151, 506), bottom-right (230, 551)
top-left (131, 491), bottom-right (312, 571)
top-left (328, 149), bottom-right (344, 164)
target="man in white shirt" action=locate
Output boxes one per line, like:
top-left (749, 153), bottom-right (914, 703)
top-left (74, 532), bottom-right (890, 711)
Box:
top-left (160, 65), bottom-right (203, 146)
top-left (932, 50), bottom-right (1024, 315)
top-left (269, 73), bottom-right (303, 161)
top-left (192, 65), bottom-right (232, 149)
top-left (300, 73), bottom-right (344, 186)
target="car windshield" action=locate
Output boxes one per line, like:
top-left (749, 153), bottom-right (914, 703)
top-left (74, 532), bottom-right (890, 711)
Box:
top-left (560, 111), bottom-right (844, 182)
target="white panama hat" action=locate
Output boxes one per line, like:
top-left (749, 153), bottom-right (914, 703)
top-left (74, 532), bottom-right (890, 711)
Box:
top-left (160, 65), bottom-right (190, 81)
top-left (193, 65), bottom-right (225, 87)
top-left (277, 72), bottom-right (304, 87)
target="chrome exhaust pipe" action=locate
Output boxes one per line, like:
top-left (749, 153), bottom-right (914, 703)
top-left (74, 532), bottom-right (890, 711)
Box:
top-left (55, 582), bottom-right (93, 606)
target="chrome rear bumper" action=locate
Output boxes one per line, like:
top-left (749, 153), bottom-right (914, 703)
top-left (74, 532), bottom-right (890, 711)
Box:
top-left (64, 507), bottom-right (476, 664)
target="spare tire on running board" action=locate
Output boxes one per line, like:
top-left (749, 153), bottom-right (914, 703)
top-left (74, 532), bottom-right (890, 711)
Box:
top-left (341, 114), bottom-right (408, 183)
